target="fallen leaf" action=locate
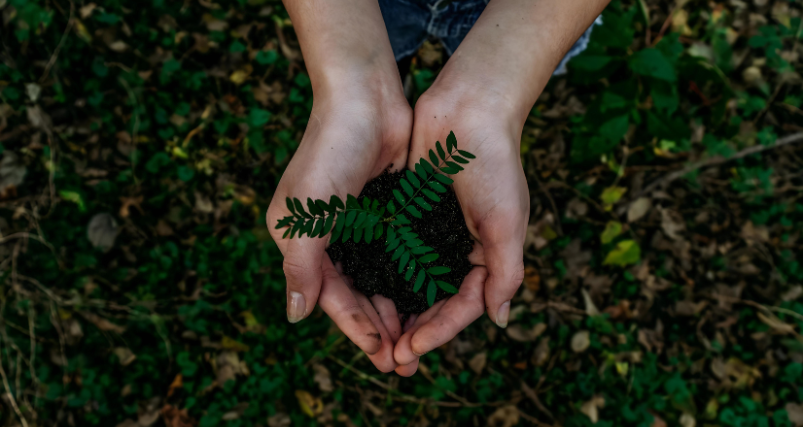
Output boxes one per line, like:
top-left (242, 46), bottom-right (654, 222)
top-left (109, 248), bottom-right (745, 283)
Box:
top-left (600, 186), bottom-right (627, 210)
top-left (79, 2), bottom-right (97, 18)
top-left (603, 240), bottom-right (641, 266)
top-left (532, 337), bottom-right (550, 366)
top-left (267, 413), bottom-right (291, 427)
top-left (221, 335), bottom-right (250, 352)
top-left (650, 412), bottom-right (668, 427)
top-left (156, 219), bottom-right (174, 236)
top-left (679, 412), bottom-right (696, 427)
top-left (660, 208), bottom-right (686, 240)
top-left (138, 397), bottom-right (162, 426)
top-left (113, 347), bottom-right (136, 366)
top-left (469, 351), bottom-right (487, 374)
top-left (523, 266), bottom-right (540, 291)
top-left (486, 405), bottom-right (520, 427)
top-left (87, 213), bottom-right (119, 252)
top-left (295, 390), bottom-right (323, 418)
top-left (167, 374), bottom-right (183, 398)
top-left (571, 330), bottom-right (591, 353)
top-left (601, 221), bottom-right (623, 244)
top-left (757, 311), bottom-right (796, 335)
top-left (627, 197), bottom-right (652, 222)
top-left (195, 191), bottom-right (214, 213)
top-left (79, 311), bottom-right (126, 334)
top-left (215, 351), bottom-right (249, 385)
top-left (581, 395), bottom-right (605, 423)
top-left (160, 404), bottom-right (197, 427)
top-left (120, 196), bottom-right (144, 218)
top-left (0, 152), bottom-right (27, 194)
top-left (506, 323), bottom-right (547, 342)
top-left (582, 289), bottom-right (600, 316)
top-left (786, 402), bottom-right (803, 426)
top-left (312, 363), bottom-right (333, 393)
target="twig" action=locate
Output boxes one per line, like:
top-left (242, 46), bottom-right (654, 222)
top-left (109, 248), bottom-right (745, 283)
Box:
top-left (517, 408), bottom-right (554, 426)
top-left (521, 380), bottom-right (554, 420)
top-left (40, 0), bottom-right (75, 83)
top-left (0, 333), bottom-right (29, 427)
top-left (632, 131), bottom-right (803, 201)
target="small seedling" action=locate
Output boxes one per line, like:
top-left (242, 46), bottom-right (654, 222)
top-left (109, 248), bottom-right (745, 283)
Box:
top-left (275, 131), bottom-right (475, 306)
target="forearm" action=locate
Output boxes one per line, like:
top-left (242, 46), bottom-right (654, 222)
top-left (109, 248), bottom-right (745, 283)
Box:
top-left (431, 0), bottom-right (610, 126)
top-left (282, 0), bottom-right (402, 99)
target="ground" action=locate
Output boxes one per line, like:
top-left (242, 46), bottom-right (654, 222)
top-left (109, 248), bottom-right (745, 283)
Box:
top-left (0, 0), bottom-right (802, 426)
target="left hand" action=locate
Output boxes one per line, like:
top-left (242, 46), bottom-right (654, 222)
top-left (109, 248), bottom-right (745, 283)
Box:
top-left (392, 85), bottom-right (530, 376)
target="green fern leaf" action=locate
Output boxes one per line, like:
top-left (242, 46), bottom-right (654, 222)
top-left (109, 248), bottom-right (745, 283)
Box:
top-left (457, 149), bottom-right (475, 159)
top-left (364, 224), bottom-right (373, 243)
top-left (427, 266), bottom-right (451, 275)
top-left (322, 214), bottom-right (334, 236)
top-left (405, 205), bottom-right (422, 218)
top-left (387, 226), bottom-right (397, 241)
top-left (415, 163), bottom-right (427, 179)
top-left (387, 200), bottom-right (396, 214)
top-left (392, 215), bottom-right (411, 226)
top-left (304, 220), bottom-right (315, 236)
top-left (414, 197), bottom-right (432, 211)
top-left (282, 228), bottom-right (291, 239)
top-left (393, 189), bottom-right (406, 205)
top-left (386, 238), bottom-right (401, 252)
top-left (429, 150), bottom-right (439, 166)
top-left (446, 131), bottom-right (457, 152)
top-left (441, 166), bottom-right (458, 174)
top-left (354, 211), bottom-right (368, 228)
top-left (411, 246), bottom-right (433, 254)
top-left (436, 141), bottom-right (446, 161)
top-left (406, 170), bottom-right (421, 188)
top-left (346, 194), bottom-right (360, 209)
top-left (446, 161), bottom-right (464, 171)
top-left (427, 280), bottom-right (437, 306)
top-left (374, 223), bottom-right (383, 240)
top-left (306, 198), bottom-right (322, 216)
top-left (290, 220), bottom-right (301, 238)
top-left (400, 179), bottom-right (414, 196)
top-left (420, 158), bottom-right (434, 174)
top-left (419, 253), bottom-right (439, 263)
top-left (404, 267), bottom-right (415, 281)
top-left (345, 211), bottom-right (357, 226)
top-left (362, 197), bottom-right (370, 210)
top-left (353, 225), bottom-right (364, 242)
top-left (341, 226), bottom-right (352, 243)
top-left (275, 216), bottom-right (294, 229)
top-left (452, 156), bottom-right (469, 164)
top-left (286, 197), bottom-right (295, 214)
top-left (399, 251), bottom-right (410, 274)
top-left (405, 239), bottom-right (424, 248)
top-left (293, 198), bottom-right (310, 219)
top-left (312, 218), bottom-right (324, 237)
top-left (413, 270), bottom-right (426, 292)
top-left (437, 281), bottom-right (458, 293)
top-left (330, 213), bottom-right (344, 242)
top-left (330, 195), bottom-right (345, 210)
top-left (422, 189), bottom-right (441, 202)
top-left (428, 181), bottom-right (447, 193)
top-left (391, 245), bottom-right (405, 261)
top-left (433, 174), bottom-right (454, 185)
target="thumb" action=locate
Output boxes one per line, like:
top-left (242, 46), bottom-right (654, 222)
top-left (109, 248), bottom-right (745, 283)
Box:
top-left (479, 215), bottom-right (526, 328)
top-left (283, 236), bottom-right (329, 323)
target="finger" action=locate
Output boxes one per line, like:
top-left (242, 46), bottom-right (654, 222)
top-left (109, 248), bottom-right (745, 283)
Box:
top-left (479, 216), bottom-right (526, 328)
top-left (468, 241), bottom-right (486, 266)
top-left (408, 267), bottom-right (487, 357)
top-left (371, 295), bottom-right (402, 343)
top-left (318, 257), bottom-right (382, 355)
top-left (282, 237), bottom-right (329, 323)
top-left (393, 299), bottom-right (448, 365)
top-left (395, 360), bottom-right (419, 377)
top-left (355, 293), bottom-right (398, 373)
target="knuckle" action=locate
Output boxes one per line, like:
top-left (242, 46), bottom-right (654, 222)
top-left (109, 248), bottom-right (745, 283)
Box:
top-left (282, 259), bottom-right (312, 283)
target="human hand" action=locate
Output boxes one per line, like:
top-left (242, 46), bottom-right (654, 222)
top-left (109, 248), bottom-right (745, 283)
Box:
top-left (266, 85), bottom-right (412, 372)
top-left (392, 86), bottom-right (529, 376)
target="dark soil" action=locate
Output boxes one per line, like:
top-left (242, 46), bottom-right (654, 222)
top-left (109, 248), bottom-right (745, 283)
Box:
top-left (327, 171), bottom-right (474, 314)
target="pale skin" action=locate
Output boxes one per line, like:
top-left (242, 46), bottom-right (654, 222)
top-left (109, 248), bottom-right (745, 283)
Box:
top-left (267, 0), bottom-right (611, 375)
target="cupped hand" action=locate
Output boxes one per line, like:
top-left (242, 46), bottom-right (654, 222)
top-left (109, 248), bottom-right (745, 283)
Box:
top-left (266, 86), bottom-right (412, 372)
top-left (393, 89), bottom-right (530, 374)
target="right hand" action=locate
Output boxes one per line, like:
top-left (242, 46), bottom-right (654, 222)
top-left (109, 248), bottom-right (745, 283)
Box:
top-left (266, 84), bottom-right (412, 373)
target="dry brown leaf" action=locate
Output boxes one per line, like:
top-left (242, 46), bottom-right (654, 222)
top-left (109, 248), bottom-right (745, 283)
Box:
top-left (79, 311), bottom-right (126, 334)
top-left (679, 412), bottom-right (696, 427)
top-left (486, 405), bottom-right (520, 427)
top-left (167, 374), bottom-right (183, 398)
top-left (312, 363), bottom-right (333, 393)
top-left (650, 412), bottom-right (668, 427)
top-left (757, 311), bottom-right (796, 335)
top-left (161, 404), bottom-right (197, 427)
top-left (572, 330), bottom-right (591, 353)
top-left (119, 196), bottom-right (144, 218)
top-left (741, 221), bottom-right (769, 246)
top-left (627, 198), bottom-right (652, 223)
top-left (786, 402), bottom-right (803, 427)
top-left (506, 323), bottom-right (547, 342)
top-left (660, 208), bottom-right (686, 240)
top-left (468, 351), bottom-right (487, 374)
top-left (523, 266), bottom-right (540, 292)
top-left (88, 213), bottom-right (119, 252)
top-left (532, 337), bottom-right (550, 367)
top-left (267, 413), bottom-right (291, 427)
top-left (582, 288), bottom-right (600, 316)
top-left (113, 347), bottom-right (136, 366)
top-left (195, 191), bottom-right (214, 213)
top-left (79, 3), bottom-right (97, 18)
top-left (295, 390), bottom-right (323, 418)
top-left (580, 395), bottom-right (605, 423)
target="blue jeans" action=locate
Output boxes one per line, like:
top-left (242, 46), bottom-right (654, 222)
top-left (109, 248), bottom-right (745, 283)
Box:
top-left (378, 0), bottom-right (602, 75)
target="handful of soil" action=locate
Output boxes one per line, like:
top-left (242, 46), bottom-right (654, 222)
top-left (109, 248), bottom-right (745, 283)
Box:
top-left (327, 171), bottom-right (474, 314)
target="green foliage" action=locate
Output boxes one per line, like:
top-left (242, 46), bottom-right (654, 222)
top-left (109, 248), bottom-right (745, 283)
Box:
top-left (275, 132), bottom-right (473, 305)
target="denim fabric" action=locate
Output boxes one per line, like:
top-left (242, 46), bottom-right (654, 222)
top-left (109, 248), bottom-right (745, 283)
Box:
top-left (378, 0), bottom-right (602, 76)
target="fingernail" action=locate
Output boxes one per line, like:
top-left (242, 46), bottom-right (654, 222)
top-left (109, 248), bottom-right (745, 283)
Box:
top-left (412, 350), bottom-right (427, 357)
top-left (287, 291), bottom-right (306, 323)
top-left (496, 300), bottom-right (510, 328)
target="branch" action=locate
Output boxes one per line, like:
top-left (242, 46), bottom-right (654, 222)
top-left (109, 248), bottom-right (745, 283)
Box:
top-left (632, 131), bottom-right (803, 201)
